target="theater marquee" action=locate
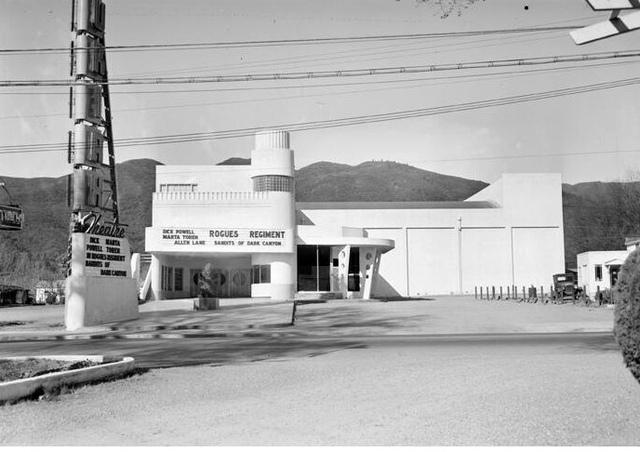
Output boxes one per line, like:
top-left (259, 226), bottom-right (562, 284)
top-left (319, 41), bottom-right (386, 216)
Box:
top-left (69, 232), bottom-right (131, 278)
top-left (146, 227), bottom-right (295, 253)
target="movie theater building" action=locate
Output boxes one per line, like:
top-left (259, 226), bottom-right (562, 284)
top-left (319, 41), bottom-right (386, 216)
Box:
top-left (144, 130), bottom-right (565, 301)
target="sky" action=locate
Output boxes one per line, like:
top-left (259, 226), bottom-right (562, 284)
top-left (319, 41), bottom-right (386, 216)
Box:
top-left (1, 0), bottom-right (640, 185)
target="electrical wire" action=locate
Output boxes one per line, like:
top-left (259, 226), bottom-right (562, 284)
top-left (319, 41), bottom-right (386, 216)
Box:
top-left (5, 54), bottom-right (640, 97)
top-left (2, 49), bottom-right (639, 88)
top-left (113, 27), bottom-right (563, 79)
top-left (0, 76), bottom-right (638, 155)
top-left (0, 26), bottom-right (583, 55)
top-left (3, 58), bottom-right (639, 120)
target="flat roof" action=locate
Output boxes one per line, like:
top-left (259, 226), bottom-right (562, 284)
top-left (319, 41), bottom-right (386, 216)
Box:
top-left (296, 201), bottom-right (498, 210)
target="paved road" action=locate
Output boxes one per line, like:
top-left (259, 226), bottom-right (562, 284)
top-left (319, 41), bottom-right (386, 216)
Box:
top-left (0, 331), bottom-right (618, 368)
top-left (1, 331), bottom-right (638, 446)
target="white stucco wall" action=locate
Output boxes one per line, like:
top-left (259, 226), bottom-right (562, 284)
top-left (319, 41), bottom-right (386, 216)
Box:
top-left (577, 250), bottom-right (629, 297)
top-left (298, 173), bottom-right (565, 297)
top-left (145, 133), bottom-right (564, 301)
top-left (146, 131), bottom-right (297, 300)
top-left (156, 165), bottom-right (252, 192)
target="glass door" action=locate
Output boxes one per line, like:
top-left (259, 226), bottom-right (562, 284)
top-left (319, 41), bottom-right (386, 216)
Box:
top-left (297, 245), bottom-right (331, 291)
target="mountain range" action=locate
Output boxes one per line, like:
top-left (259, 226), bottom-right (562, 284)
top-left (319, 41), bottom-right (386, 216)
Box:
top-left (1, 158), bottom-right (638, 287)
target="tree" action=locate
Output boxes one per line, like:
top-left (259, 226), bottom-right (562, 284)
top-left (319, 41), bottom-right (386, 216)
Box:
top-left (610, 170), bottom-right (640, 240)
top-left (613, 248), bottom-right (640, 384)
top-left (399, 0), bottom-right (487, 18)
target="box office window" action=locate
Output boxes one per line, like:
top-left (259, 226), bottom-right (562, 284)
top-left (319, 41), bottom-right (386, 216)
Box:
top-left (252, 265), bottom-right (271, 284)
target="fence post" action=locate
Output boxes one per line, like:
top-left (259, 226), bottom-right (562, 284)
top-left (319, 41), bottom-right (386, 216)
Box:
top-left (475, 286), bottom-right (477, 299)
top-left (492, 286), bottom-right (495, 300)
top-left (290, 300), bottom-right (297, 326)
top-left (500, 286), bottom-right (503, 300)
top-left (486, 287), bottom-right (489, 301)
top-left (480, 286), bottom-right (483, 300)
top-left (523, 286), bottom-right (526, 302)
top-left (541, 286), bottom-right (544, 303)
top-left (507, 286), bottom-right (510, 300)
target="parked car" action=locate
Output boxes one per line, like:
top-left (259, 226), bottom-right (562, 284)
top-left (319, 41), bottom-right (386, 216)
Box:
top-left (553, 273), bottom-right (581, 301)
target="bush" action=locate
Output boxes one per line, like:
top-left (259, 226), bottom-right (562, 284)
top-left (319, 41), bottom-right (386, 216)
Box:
top-left (613, 248), bottom-right (640, 384)
top-left (198, 263), bottom-right (215, 298)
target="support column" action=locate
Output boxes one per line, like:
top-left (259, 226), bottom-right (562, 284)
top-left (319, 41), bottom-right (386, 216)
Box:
top-left (339, 245), bottom-right (351, 298)
top-left (362, 247), bottom-right (378, 300)
top-left (150, 254), bottom-right (162, 300)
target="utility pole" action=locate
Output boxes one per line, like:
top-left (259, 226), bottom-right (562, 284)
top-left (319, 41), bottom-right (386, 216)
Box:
top-left (65, 0), bottom-right (138, 331)
top-left (69, 0), bottom-right (118, 230)
top-left (457, 217), bottom-right (463, 295)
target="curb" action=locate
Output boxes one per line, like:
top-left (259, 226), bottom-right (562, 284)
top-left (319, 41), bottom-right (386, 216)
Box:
top-left (0, 355), bottom-right (135, 404)
top-left (0, 321), bottom-right (296, 342)
top-left (0, 328), bottom-right (297, 342)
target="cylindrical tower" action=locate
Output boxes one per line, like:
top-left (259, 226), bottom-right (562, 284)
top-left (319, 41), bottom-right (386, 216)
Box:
top-left (250, 130), bottom-right (297, 299)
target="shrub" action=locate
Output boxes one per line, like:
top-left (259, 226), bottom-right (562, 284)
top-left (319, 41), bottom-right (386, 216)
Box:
top-left (613, 248), bottom-right (640, 384)
top-left (198, 263), bottom-right (214, 298)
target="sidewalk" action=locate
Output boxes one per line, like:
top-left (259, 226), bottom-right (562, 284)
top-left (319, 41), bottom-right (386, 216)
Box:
top-left (0, 296), bottom-right (615, 342)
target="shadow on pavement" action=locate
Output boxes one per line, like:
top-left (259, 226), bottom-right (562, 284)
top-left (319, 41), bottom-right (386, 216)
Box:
top-left (378, 297), bottom-right (435, 302)
top-left (119, 336), bottom-right (368, 369)
top-left (294, 305), bottom-right (431, 333)
top-left (0, 336), bottom-right (367, 370)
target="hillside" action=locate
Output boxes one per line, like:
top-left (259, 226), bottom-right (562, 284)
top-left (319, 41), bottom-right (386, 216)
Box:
top-left (0, 159), bottom-right (162, 288)
top-left (296, 161), bottom-right (487, 202)
top-left (562, 180), bottom-right (640, 269)
top-left (2, 157), bottom-right (639, 287)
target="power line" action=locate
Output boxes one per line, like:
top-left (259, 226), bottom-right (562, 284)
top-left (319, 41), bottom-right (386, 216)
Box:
top-left (3, 58), bottom-right (639, 120)
top-left (0, 26), bottom-right (582, 55)
top-left (0, 76), bottom-right (638, 155)
top-left (3, 56), bottom-right (640, 97)
top-left (114, 27), bottom-right (564, 79)
top-left (2, 49), bottom-right (639, 88)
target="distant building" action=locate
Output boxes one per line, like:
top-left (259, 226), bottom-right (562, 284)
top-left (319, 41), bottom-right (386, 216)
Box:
top-left (141, 130), bottom-right (565, 301)
top-left (0, 285), bottom-right (28, 305)
top-left (34, 280), bottom-right (66, 304)
top-left (577, 238), bottom-right (640, 298)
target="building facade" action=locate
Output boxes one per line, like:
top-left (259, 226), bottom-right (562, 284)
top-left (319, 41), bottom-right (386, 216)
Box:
top-left (577, 251), bottom-right (626, 298)
top-left (143, 130), bottom-right (565, 301)
top-left (576, 237), bottom-right (640, 298)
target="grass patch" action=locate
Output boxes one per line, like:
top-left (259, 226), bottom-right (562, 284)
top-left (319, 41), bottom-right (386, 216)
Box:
top-left (0, 357), bottom-right (119, 383)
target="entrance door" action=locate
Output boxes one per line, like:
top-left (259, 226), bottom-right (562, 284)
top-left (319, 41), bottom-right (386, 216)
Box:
top-left (297, 245), bottom-right (331, 291)
top-left (610, 265), bottom-right (621, 288)
top-left (229, 269), bottom-right (251, 297)
top-left (208, 268), bottom-right (228, 297)
top-left (190, 269), bottom-right (201, 297)
top-left (191, 268), bottom-right (250, 298)
top-left (190, 268), bottom-right (227, 297)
